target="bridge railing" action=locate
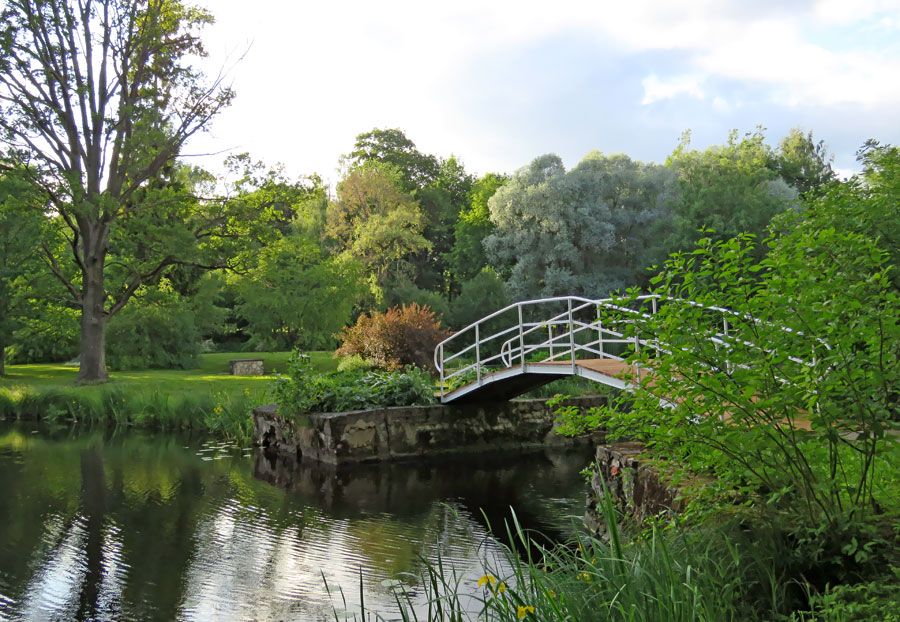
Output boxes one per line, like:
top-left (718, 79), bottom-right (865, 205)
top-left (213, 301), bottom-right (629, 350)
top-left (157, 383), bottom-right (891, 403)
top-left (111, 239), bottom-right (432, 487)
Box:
top-left (434, 294), bottom-right (831, 399)
top-left (434, 295), bottom-right (662, 398)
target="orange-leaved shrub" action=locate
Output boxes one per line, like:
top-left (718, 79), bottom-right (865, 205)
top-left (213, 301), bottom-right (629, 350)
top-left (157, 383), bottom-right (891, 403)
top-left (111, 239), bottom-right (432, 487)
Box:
top-left (335, 303), bottom-right (451, 372)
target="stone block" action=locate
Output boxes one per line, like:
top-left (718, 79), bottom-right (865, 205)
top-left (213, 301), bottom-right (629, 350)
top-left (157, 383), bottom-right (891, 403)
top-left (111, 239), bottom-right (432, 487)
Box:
top-left (230, 359), bottom-right (264, 375)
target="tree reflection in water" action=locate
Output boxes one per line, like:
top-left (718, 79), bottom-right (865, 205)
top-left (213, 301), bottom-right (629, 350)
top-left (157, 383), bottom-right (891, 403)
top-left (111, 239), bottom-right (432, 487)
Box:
top-left (0, 423), bottom-right (590, 621)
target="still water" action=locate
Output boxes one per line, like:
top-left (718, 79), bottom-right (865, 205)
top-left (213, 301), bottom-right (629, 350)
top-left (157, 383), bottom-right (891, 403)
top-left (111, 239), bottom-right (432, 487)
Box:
top-left (0, 422), bottom-right (592, 621)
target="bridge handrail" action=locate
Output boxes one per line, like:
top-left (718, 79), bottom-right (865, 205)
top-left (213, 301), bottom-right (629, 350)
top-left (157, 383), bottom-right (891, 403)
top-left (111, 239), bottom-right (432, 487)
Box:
top-left (434, 294), bottom-right (831, 399)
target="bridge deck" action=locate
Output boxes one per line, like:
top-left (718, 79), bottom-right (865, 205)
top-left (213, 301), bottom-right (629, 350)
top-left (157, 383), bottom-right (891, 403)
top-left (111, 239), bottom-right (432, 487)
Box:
top-left (441, 358), bottom-right (648, 404)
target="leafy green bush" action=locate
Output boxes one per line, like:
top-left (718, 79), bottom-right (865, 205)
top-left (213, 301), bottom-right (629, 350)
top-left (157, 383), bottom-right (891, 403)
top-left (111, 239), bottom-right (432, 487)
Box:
top-left (335, 303), bottom-right (450, 371)
top-left (7, 303), bottom-right (79, 364)
top-left (794, 576), bottom-right (900, 622)
top-left (336, 353), bottom-right (377, 373)
top-left (273, 351), bottom-right (436, 415)
top-left (106, 278), bottom-right (225, 370)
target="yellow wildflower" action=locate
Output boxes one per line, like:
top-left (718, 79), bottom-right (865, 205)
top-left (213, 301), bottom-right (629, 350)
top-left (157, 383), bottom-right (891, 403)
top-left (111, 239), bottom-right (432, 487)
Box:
top-left (498, 582), bottom-right (506, 594)
top-left (478, 575), bottom-right (496, 588)
top-left (547, 589), bottom-right (556, 599)
top-left (517, 605), bottom-right (535, 618)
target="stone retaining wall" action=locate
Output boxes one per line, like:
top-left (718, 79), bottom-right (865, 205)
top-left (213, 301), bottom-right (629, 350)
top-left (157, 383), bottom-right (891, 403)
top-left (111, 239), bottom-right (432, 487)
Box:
top-left (585, 442), bottom-right (685, 535)
top-left (253, 396), bottom-right (608, 465)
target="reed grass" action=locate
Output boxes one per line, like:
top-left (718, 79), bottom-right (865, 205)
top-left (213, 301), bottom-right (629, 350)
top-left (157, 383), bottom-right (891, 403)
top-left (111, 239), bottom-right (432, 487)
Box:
top-left (329, 486), bottom-right (785, 622)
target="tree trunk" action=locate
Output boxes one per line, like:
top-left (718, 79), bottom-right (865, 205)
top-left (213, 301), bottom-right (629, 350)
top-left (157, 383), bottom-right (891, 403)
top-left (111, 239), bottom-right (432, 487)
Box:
top-left (77, 231), bottom-right (109, 382)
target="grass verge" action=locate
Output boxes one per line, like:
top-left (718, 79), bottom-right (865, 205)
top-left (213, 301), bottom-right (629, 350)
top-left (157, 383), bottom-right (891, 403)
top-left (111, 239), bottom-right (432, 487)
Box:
top-left (0, 351), bottom-right (338, 443)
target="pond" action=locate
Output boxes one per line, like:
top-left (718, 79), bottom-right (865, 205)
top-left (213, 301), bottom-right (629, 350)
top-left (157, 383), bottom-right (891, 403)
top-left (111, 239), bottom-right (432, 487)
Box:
top-left (0, 422), bottom-right (594, 621)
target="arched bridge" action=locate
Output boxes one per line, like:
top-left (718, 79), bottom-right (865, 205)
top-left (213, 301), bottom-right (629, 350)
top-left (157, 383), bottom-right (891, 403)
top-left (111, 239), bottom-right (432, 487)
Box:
top-left (433, 295), bottom-right (807, 404)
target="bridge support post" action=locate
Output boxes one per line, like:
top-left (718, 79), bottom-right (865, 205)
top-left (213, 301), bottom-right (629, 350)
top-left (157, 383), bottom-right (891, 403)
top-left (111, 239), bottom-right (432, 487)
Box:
top-left (518, 304), bottom-right (526, 371)
top-left (475, 323), bottom-right (482, 386)
top-left (596, 305), bottom-right (604, 357)
top-left (569, 298), bottom-right (576, 374)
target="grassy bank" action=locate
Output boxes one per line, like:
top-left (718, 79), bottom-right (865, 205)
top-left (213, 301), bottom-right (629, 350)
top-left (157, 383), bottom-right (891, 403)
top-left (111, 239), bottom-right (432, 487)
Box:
top-left (0, 352), bottom-right (339, 442)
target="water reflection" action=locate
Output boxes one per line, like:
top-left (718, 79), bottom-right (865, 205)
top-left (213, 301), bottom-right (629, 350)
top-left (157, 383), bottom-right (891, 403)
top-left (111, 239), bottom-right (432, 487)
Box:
top-left (0, 423), bottom-right (591, 621)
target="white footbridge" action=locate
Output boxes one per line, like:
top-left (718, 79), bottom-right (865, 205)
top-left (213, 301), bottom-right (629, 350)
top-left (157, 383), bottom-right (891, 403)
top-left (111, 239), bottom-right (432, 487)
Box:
top-left (433, 294), bottom-right (817, 404)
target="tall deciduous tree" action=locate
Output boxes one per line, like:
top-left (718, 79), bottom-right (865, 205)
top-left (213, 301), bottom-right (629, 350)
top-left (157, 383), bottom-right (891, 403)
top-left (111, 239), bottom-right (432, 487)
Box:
top-left (344, 128), bottom-right (439, 192)
top-left (343, 128), bottom-right (475, 294)
top-left (447, 172), bottom-right (508, 286)
top-left (0, 0), bottom-right (234, 381)
top-left (326, 164), bottom-right (429, 301)
top-left (773, 128), bottom-right (836, 198)
top-left (666, 128), bottom-right (799, 255)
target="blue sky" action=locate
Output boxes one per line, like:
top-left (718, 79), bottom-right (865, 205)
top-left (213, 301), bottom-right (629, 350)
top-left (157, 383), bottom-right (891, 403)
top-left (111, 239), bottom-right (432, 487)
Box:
top-left (187, 0), bottom-right (900, 184)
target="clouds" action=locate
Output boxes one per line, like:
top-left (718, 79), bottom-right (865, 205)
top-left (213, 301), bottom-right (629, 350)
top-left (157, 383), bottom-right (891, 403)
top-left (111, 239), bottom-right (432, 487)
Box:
top-left (187, 0), bottom-right (900, 181)
top-left (641, 75), bottom-right (705, 105)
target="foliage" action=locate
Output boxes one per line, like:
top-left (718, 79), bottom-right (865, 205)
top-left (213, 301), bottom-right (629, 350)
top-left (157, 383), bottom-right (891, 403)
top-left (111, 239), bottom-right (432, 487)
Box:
top-left (332, 497), bottom-right (779, 621)
top-left (234, 234), bottom-right (363, 351)
top-left (0, 383), bottom-right (263, 443)
top-left (272, 352), bottom-right (436, 416)
top-left (793, 575), bottom-right (900, 622)
top-left (666, 128), bottom-right (799, 255)
top-left (449, 269), bottom-right (510, 329)
top-left (771, 141), bottom-right (900, 292)
top-left (336, 303), bottom-right (451, 372)
top-left (223, 153), bottom-right (328, 237)
top-left (105, 275), bottom-right (225, 370)
top-left (335, 354), bottom-right (377, 374)
top-left (0, 0), bottom-right (238, 381)
top-left (447, 173), bottom-right (509, 284)
top-left (344, 128), bottom-right (440, 192)
top-left (410, 156), bottom-right (476, 292)
top-left (7, 303), bottom-right (80, 365)
top-left (342, 128), bottom-right (476, 295)
top-left (0, 167), bottom-right (49, 374)
top-left (773, 128), bottom-right (836, 198)
top-left (561, 212), bottom-right (900, 534)
top-left (326, 164), bottom-right (430, 302)
top-left (382, 276), bottom-right (451, 321)
top-left (485, 152), bottom-right (678, 300)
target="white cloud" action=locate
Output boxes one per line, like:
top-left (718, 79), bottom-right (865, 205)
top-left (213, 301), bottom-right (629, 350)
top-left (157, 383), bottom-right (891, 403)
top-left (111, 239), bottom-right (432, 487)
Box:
top-left (185, 0), bottom-right (900, 178)
top-left (641, 75), bottom-right (705, 105)
top-left (711, 97), bottom-right (731, 114)
top-left (813, 0), bottom-right (900, 24)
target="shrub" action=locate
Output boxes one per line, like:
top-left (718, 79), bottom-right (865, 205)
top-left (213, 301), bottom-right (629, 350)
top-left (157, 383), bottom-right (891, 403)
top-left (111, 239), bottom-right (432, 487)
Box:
top-left (273, 351), bottom-right (436, 415)
top-left (7, 303), bottom-right (79, 364)
top-left (335, 303), bottom-right (450, 372)
top-left (105, 278), bottom-right (225, 370)
top-left (336, 354), bottom-right (376, 373)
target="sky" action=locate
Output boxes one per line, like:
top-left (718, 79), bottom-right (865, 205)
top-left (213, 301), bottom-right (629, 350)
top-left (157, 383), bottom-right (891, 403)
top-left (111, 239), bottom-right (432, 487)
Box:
top-left (186, 0), bottom-right (900, 185)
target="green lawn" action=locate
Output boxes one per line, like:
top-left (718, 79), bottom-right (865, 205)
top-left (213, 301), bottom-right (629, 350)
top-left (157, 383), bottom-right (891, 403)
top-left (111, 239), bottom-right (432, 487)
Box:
top-left (0, 351), bottom-right (338, 395)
